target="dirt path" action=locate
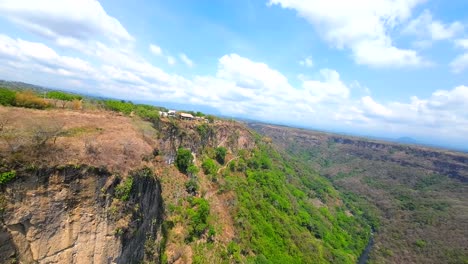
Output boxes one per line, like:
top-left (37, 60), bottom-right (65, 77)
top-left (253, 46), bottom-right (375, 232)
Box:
top-left (217, 156), bottom-right (239, 174)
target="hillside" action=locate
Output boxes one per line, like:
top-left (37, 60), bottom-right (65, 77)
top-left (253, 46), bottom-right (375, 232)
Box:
top-left (249, 122), bottom-right (468, 263)
top-left (0, 93), bottom-right (371, 264)
top-left (1, 84), bottom-right (467, 263)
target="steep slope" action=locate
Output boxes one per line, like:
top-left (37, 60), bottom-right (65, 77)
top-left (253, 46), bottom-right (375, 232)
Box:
top-left (5, 103), bottom-right (456, 263)
top-left (249, 122), bottom-right (468, 263)
top-left (0, 166), bottom-right (162, 264)
top-left (0, 106), bottom-right (166, 264)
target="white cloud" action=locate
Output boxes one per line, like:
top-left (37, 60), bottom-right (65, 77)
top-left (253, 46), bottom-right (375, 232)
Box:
top-left (299, 56), bottom-right (313, 67)
top-left (450, 53), bottom-right (468, 73)
top-left (268, 0), bottom-right (427, 67)
top-left (149, 44), bottom-right (162, 56)
top-left (179, 53), bottom-right (194, 67)
top-left (0, 0), bottom-right (133, 46)
top-left (167, 56), bottom-right (176, 65)
top-left (404, 10), bottom-right (464, 41)
top-left (450, 39), bottom-right (468, 73)
top-left (302, 69), bottom-right (350, 101)
top-left (455, 39), bottom-right (468, 49)
top-left (0, 0), bottom-right (466, 145)
top-left (0, 34), bottom-right (94, 78)
top-left (361, 96), bottom-right (392, 117)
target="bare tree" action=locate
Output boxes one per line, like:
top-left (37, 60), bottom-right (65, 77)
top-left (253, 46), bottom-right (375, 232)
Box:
top-left (31, 123), bottom-right (64, 147)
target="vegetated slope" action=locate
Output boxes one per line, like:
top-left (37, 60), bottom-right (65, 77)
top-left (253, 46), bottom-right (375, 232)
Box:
top-left (249, 122), bottom-right (468, 264)
top-left (1, 101), bottom-right (374, 264)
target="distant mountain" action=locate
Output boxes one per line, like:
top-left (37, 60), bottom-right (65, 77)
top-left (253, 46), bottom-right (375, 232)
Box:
top-left (396, 136), bottom-right (419, 144)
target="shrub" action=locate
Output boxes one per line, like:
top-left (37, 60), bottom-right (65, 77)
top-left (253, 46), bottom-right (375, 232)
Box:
top-left (134, 105), bottom-right (159, 122)
top-left (185, 178), bottom-right (199, 195)
top-left (47, 91), bottom-right (82, 108)
top-left (104, 100), bottom-right (135, 115)
top-left (46, 91), bottom-right (82, 101)
top-left (115, 177), bottom-right (133, 201)
top-left (186, 197), bottom-right (210, 240)
top-left (215, 147), bottom-right (227, 164)
top-left (206, 115), bottom-right (215, 123)
top-left (0, 88), bottom-right (16, 106)
top-left (187, 164), bottom-right (200, 175)
top-left (175, 148), bottom-right (193, 174)
top-left (0, 170), bottom-right (16, 185)
top-left (72, 99), bottom-right (82, 110)
top-left (202, 158), bottom-right (217, 175)
top-left (15, 91), bottom-right (49, 109)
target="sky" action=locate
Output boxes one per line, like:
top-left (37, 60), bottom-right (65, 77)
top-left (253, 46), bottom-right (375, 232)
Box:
top-left (0, 0), bottom-right (467, 149)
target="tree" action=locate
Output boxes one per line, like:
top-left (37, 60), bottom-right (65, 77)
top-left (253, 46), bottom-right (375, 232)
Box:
top-left (202, 158), bottom-right (217, 175)
top-left (0, 88), bottom-right (16, 106)
top-left (46, 91), bottom-right (82, 108)
top-left (206, 115), bottom-right (215, 123)
top-left (15, 91), bottom-right (49, 109)
top-left (215, 146), bottom-right (227, 164)
top-left (175, 147), bottom-right (193, 174)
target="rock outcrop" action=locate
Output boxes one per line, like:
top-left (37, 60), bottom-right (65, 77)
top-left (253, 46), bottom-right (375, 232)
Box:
top-left (0, 166), bottom-right (163, 264)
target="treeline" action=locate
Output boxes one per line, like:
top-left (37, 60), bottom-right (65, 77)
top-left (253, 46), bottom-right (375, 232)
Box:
top-left (0, 87), bottom-right (82, 109)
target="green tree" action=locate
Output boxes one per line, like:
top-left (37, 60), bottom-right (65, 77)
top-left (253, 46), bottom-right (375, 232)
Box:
top-left (202, 158), bottom-right (217, 175)
top-left (0, 88), bottom-right (16, 106)
top-left (215, 147), bottom-right (227, 164)
top-left (115, 177), bottom-right (133, 201)
top-left (46, 91), bottom-right (82, 101)
top-left (104, 100), bottom-right (135, 115)
top-left (175, 148), bottom-right (193, 174)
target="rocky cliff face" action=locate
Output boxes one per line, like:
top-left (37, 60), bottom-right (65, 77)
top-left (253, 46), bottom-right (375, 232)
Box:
top-left (0, 166), bottom-right (163, 264)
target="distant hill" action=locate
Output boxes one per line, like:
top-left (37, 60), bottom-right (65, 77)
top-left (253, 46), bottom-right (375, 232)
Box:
top-left (396, 136), bottom-right (419, 144)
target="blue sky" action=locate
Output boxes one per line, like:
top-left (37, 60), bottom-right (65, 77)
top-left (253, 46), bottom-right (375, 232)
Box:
top-left (0, 0), bottom-right (467, 149)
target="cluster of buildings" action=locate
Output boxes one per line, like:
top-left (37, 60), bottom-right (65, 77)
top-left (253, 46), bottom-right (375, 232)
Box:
top-left (159, 110), bottom-right (206, 121)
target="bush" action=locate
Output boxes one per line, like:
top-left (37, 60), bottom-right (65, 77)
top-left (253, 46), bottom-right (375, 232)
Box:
top-left (186, 197), bottom-right (210, 240)
top-left (0, 88), bottom-right (16, 106)
top-left (215, 147), bottom-right (227, 164)
top-left (187, 164), bottom-right (200, 175)
top-left (0, 170), bottom-right (16, 185)
top-left (175, 148), bottom-right (193, 174)
top-left (72, 99), bottom-right (82, 110)
top-left (104, 100), bottom-right (134, 115)
top-left (15, 91), bottom-right (49, 109)
top-left (185, 178), bottom-right (199, 195)
top-left (202, 158), bottom-right (217, 175)
top-left (115, 177), bottom-right (133, 201)
top-left (206, 115), bottom-right (215, 123)
top-left (47, 91), bottom-right (82, 108)
top-left (134, 105), bottom-right (160, 122)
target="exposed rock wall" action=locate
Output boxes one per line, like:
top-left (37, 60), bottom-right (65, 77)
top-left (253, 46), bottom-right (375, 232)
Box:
top-left (0, 166), bottom-right (163, 264)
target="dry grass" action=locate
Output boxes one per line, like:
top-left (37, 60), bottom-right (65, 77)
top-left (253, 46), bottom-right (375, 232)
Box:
top-left (0, 106), bottom-right (155, 173)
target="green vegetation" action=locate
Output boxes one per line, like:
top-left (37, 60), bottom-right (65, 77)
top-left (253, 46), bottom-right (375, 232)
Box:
top-left (115, 177), bottom-right (133, 201)
top-left (255, 124), bottom-right (468, 263)
top-left (104, 100), bottom-right (135, 114)
top-left (46, 91), bottom-right (82, 101)
top-left (186, 197), bottom-right (210, 241)
top-left (0, 170), bottom-right (16, 185)
top-left (0, 87), bottom-right (16, 106)
top-left (185, 178), bottom-right (199, 196)
top-left (201, 158), bottom-right (218, 176)
top-left (215, 146), bottom-right (227, 164)
top-left (175, 147), bottom-right (193, 174)
top-left (222, 143), bottom-right (370, 263)
top-left (104, 100), bottom-right (160, 122)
